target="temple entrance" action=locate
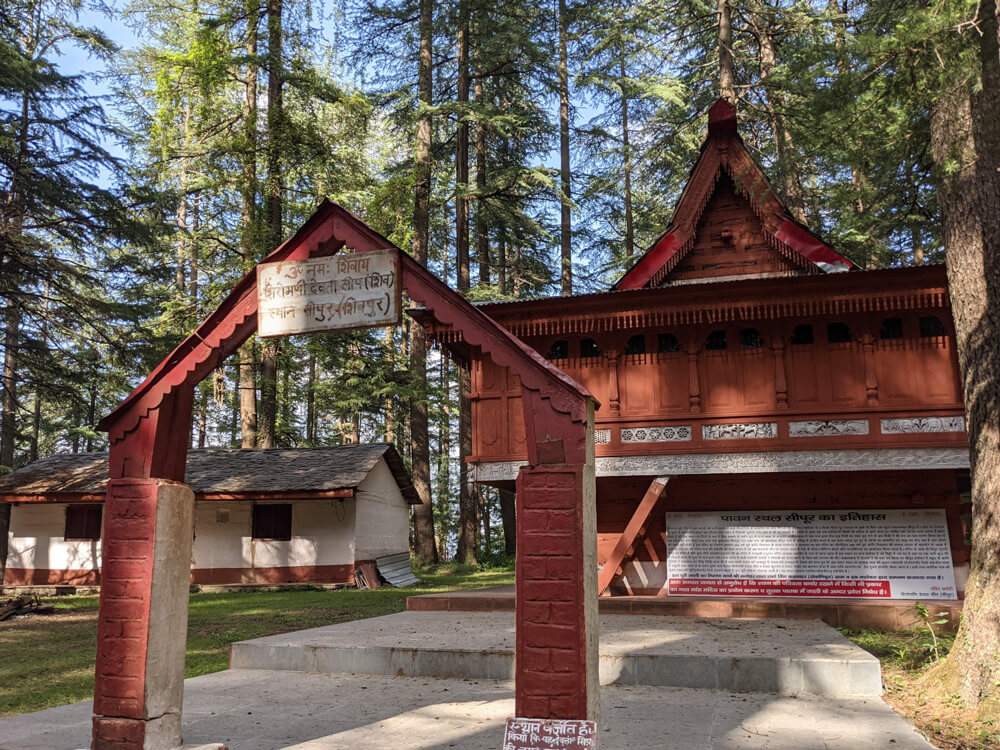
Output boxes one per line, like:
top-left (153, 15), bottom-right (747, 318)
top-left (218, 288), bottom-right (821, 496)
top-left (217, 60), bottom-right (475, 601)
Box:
top-left (91, 201), bottom-right (599, 750)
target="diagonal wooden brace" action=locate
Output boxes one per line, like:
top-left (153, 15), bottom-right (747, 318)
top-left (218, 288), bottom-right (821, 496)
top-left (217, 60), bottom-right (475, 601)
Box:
top-left (597, 476), bottom-right (671, 595)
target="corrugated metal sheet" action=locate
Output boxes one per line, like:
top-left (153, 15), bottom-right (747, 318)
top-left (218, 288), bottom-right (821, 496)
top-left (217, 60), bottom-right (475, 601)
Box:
top-left (377, 552), bottom-right (421, 588)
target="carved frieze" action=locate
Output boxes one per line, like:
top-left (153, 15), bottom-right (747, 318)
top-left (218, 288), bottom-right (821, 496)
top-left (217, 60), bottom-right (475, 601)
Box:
top-left (789, 419), bottom-right (870, 437)
top-left (880, 417), bottom-right (966, 434)
top-left (471, 447), bottom-right (971, 482)
top-left (702, 422), bottom-right (778, 440)
top-left (621, 426), bottom-right (692, 443)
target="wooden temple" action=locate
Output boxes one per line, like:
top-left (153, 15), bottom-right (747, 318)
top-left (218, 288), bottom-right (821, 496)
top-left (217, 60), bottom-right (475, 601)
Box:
top-left (420, 99), bottom-right (970, 602)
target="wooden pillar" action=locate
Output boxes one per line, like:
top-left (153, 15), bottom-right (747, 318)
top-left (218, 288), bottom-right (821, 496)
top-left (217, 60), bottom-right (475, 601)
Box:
top-left (93, 387), bottom-right (195, 750)
top-left (515, 394), bottom-right (598, 721)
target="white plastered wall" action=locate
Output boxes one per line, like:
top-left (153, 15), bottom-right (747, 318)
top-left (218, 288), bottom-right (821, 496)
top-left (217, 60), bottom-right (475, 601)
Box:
top-left (7, 503), bottom-right (102, 572)
top-left (354, 457), bottom-right (411, 560)
top-left (190, 498), bottom-right (357, 570)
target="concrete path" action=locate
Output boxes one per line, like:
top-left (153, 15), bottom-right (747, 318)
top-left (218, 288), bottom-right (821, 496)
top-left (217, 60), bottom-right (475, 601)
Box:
top-left (230, 611), bottom-right (881, 697)
top-left (0, 669), bottom-right (936, 750)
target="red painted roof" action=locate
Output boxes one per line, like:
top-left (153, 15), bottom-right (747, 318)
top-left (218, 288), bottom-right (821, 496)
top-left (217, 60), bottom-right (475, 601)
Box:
top-left (615, 99), bottom-right (852, 290)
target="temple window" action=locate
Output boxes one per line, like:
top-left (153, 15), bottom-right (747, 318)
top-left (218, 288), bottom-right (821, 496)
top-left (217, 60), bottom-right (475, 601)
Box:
top-left (919, 316), bottom-right (946, 338)
top-left (547, 340), bottom-right (568, 359)
top-left (791, 324), bottom-right (814, 345)
top-left (827, 322), bottom-right (852, 344)
top-left (740, 328), bottom-right (764, 349)
top-left (580, 338), bottom-right (601, 358)
top-left (658, 333), bottom-right (681, 353)
top-left (705, 330), bottom-right (727, 351)
top-left (879, 317), bottom-right (904, 340)
top-left (625, 335), bottom-right (646, 355)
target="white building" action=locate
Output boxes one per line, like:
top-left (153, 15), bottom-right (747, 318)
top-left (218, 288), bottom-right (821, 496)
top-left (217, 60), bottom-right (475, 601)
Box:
top-left (1, 444), bottom-right (417, 589)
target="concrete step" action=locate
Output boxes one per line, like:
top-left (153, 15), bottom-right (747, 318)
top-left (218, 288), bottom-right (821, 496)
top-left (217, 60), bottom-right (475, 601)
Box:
top-left (230, 611), bottom-right (882, 698)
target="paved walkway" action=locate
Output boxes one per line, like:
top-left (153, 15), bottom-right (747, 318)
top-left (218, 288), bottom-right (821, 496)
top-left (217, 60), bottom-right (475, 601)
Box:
top-left (230, 611), bottom-right (882, 697)
top-left (0, 669), bottom-right (936, 750)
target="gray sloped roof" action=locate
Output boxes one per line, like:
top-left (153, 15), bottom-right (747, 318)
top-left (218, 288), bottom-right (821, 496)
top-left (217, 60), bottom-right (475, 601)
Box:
top-left (0, 444), bottom-right (418, 503)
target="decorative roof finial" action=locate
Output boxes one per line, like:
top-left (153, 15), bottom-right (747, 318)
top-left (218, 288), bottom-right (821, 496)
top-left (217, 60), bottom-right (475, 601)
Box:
top-left (708, 98), bottom-right (737, 136)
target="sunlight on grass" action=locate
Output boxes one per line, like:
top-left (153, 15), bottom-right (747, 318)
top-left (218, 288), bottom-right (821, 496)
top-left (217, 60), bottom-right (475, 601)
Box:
top-left (0, 561), bottom-right (513, 717)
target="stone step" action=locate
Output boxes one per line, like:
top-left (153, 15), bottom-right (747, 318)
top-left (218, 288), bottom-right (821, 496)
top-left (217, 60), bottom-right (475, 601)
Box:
top-left (229, 611), bottom-right (882, 698)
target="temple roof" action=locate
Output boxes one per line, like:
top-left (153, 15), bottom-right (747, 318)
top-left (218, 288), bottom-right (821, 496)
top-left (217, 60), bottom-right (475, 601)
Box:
top-left (614, 99), bottom-right (853, 290)
top-left (0, 443), bottom-right (418, 503)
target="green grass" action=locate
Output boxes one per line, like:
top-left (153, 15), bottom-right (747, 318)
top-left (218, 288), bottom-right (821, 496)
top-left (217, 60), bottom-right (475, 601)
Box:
top-left (0, 563), bottom-right (513, 717)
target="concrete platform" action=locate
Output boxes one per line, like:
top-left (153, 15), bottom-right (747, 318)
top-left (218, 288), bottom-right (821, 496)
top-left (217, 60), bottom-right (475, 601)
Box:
top-left (407, 586), bottom-right (964, 631)
top-left (229, 611), bottom-right (882, 697)
top-left (0, 670), bottom-right (936, 750)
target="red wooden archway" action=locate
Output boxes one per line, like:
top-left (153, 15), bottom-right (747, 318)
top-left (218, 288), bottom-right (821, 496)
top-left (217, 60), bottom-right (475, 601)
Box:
top-left (92, 201), bottom-right (599, 749)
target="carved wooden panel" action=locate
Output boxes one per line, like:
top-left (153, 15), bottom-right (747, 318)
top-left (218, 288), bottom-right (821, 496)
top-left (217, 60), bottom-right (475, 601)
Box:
top-left (670, 174), bottom-right (798, 281)
top-left (620, 353), bottom-right (657, 415)
top-left (655, 353), bottom-right (689, 413)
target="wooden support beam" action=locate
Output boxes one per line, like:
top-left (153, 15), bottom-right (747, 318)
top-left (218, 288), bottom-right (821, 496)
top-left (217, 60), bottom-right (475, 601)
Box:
top-left (597, 476), bottom-right (671, 596)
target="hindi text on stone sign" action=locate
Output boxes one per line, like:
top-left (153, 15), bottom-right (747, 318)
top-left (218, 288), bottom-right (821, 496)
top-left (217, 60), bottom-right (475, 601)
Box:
top-left (257, 249), bottom-right (400, 336)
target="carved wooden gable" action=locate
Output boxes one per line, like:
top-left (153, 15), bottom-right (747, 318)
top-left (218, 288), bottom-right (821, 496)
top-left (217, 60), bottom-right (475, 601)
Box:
top-left (616, 99), bottom-right (852, 290)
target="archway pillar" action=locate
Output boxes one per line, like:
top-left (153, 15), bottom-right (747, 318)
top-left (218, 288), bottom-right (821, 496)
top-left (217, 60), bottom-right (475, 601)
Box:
top-left (515, 397), bottom-right (598, 720)
top-left (93, 388), bottom-right (196, 749)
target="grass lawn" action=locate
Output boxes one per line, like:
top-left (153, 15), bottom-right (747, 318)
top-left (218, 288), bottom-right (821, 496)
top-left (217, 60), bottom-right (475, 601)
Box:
top-left (0, 563), bottom-right (513, 718)
top-left (842, 626), bottom-right (1000, 750)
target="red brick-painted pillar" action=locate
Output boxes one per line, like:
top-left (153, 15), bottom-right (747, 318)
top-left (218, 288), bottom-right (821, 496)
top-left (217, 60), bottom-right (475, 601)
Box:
top-left (92, 479), bottom-right (195, 749)
top-left (93, 387), bottom-right (195, 750)
top-left (515, 399), bottom-right (599, 721)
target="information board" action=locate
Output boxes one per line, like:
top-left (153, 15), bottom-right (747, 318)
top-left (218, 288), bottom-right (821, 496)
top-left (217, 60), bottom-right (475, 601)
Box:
top-left (503, 718), bottom-right (597, 750)
top-left (257, 249), bottom-right (400, 337)
top-left (665, 509), bottom-right (957, 600)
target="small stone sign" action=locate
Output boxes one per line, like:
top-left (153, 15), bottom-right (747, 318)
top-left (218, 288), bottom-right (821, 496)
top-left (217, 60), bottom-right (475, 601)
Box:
top-left (257, 248), bottom-right (400, 337)
top-left (503, 717), bottom-right (597, 750)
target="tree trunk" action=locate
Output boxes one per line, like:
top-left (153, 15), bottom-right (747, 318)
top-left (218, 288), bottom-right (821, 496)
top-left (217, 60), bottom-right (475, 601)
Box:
top-left (0, 304), bottom-right (20, 589)
top-left (456, 2), bottom-right (470, 293)
top-left (718, 0), bottom-right (736, 103)
top-left (259, 340), bottom-right (279, 448)
top-left (410, 0), bottom-right (439, 563)
top-left (558, 0), bottom-right (572, 294)
top-left (306, 350), bottom-right (316, 443)
top-left (620, 54), bottom-right (634, 257)
top-left (750, 3), bottom-right (807, 224)
top-left (259, 0), bottom-right (283, 448)
top-left (239, 2), bottom-right (259, 449)
top-left (500, 488), bottom-right (516, 556)
top-left (86, 384), bottom-right (96, 452)
top-left (931, 0), bottom-right (1000, 710)
top-left (474, 28), bottom-right (489, 287)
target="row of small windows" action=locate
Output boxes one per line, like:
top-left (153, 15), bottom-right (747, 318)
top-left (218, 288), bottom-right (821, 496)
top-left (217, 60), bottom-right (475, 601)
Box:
top-left (61, 503), bottom-right (294, 541)
top-left (545, 316), bottom-right (946, 359)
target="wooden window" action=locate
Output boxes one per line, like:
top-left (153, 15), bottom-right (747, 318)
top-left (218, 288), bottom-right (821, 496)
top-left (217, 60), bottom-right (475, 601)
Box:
top-left (252, 504), bottom-right (292, 541)
top-left (879, 317), bottom-right (904, 339)
top-left (705, 330), bottom-right (727, 351)
top-left (65, 505), bottom-right (102, 541)
top-left (919, 316), bottom-right (946, 338)
top-left (547, 340), bottom-right (568, 360)
top-left (625, 335), bottom-right (646, 355)
top-left (826, 322), bottom-right (851, 344)
top-left (657, 333), bottom-right (680, 353)
top-left (580, 338), bottom-right (601, 358)
top-left (791, 324), bottom-right (814, 345)
top-left (740, 328), bottom-right (764, 349)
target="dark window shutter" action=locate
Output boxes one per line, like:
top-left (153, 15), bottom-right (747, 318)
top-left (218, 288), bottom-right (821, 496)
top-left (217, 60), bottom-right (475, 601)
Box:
top-left (65, 505), bottom-right (103, 541)
top-left (252, 504), bottom-right (292, 541)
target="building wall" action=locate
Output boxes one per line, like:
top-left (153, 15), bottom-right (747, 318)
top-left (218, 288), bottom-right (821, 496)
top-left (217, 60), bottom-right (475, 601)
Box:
top-left (354, 458), bottom-right (411, 560)
top-left (4, 458), bottom-right (411, 586)
top-left (189, 498), bottom-right (357, 585)
top-left (5, 503), bottom-right (102, 585)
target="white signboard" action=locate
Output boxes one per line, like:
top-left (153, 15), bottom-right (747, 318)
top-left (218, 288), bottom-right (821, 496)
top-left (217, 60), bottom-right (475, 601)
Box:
top-left (665, 509), bottom-right (957, 600)
top-left (257, 249), bottom-right (400, 337)
top-left (503, 717), bottom-right (597, 750)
